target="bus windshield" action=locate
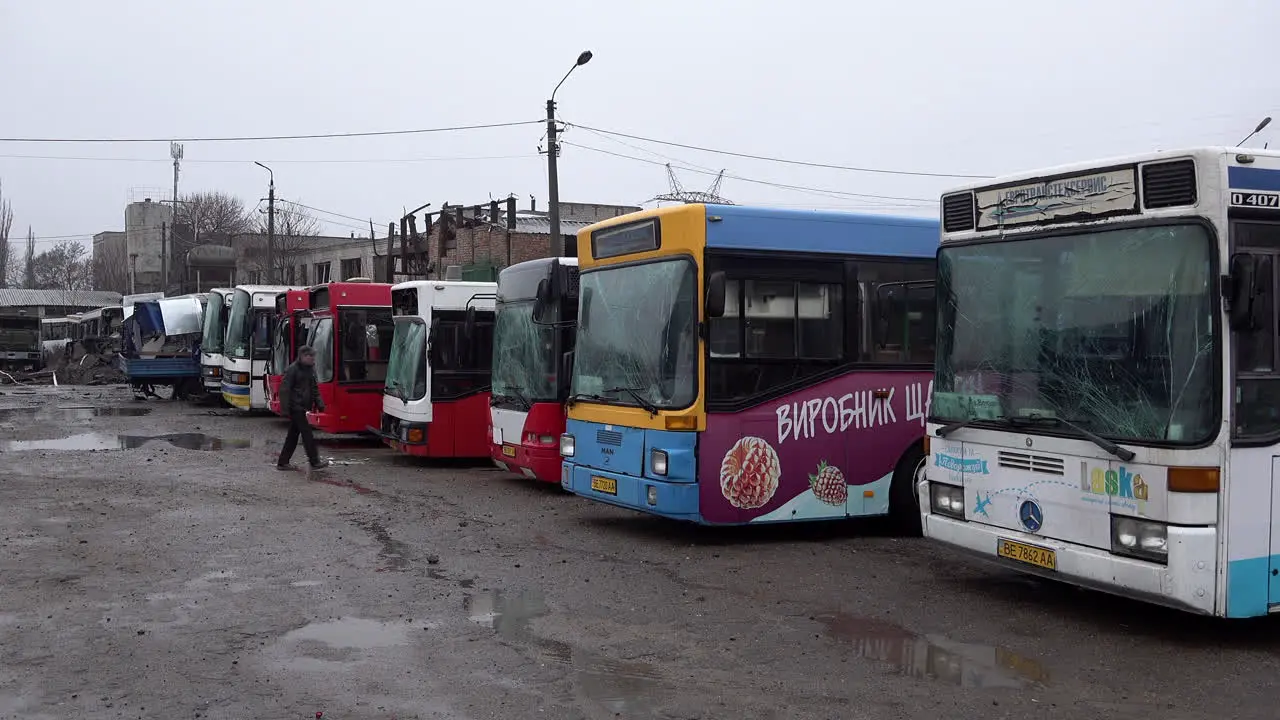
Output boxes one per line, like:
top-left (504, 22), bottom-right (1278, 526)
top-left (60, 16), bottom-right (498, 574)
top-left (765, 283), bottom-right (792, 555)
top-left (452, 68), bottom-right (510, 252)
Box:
top-left (224, 291), bottom-right (251, 359)
top-left (571, 258), bottom-right (698, 410)
top-left (385, 319), bottom-right (426, 401)
top-left (271, 317), bottom-right (291, 375)
top-left (202, 295), bottom-right (226, 354)
top-left (934, 223), bottom-right (1216, 444)
top-left (492, 300), bottom-right (556, 403)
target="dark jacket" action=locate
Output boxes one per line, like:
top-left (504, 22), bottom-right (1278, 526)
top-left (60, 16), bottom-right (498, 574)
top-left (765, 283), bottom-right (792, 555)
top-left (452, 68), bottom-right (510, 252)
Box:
top-left (279, 361), bottom-right (324, 415)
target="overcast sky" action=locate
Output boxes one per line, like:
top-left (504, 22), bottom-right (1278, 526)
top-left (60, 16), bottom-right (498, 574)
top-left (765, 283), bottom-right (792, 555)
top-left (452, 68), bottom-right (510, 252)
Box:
top-left (2, 0), bottom-right (1276, 249)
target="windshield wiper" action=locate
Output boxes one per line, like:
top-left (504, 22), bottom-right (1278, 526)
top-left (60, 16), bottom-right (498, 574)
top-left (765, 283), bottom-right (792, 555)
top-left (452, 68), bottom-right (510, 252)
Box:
top-left (935, 416), bottom-right (980, 438)
top-left (1008, 414), bottom-right (1135, 462)
top-left (565, 392), bottom-right (608, 407)
top-left (496, 385), bottom-right (532, 411)
top-left (605, 386), bottom-right (658, 415)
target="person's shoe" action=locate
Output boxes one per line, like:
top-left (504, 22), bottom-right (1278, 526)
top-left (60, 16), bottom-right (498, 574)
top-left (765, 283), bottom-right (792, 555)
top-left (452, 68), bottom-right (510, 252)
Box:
top-left (309, 459), bottom-right (331, 470)
top-left (276, 463), bottom-right (296, 471)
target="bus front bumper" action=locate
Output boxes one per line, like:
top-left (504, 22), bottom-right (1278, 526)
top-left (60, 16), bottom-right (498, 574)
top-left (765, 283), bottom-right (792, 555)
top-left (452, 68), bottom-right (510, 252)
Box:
top-left (921, 510), bottom-right (1218, 616)
top-left (492, 442), bottom-right (561, 483)
top-left (220, 382), bottom-right (251, 409)
top-left (561, 462), bottom-right (700, 521)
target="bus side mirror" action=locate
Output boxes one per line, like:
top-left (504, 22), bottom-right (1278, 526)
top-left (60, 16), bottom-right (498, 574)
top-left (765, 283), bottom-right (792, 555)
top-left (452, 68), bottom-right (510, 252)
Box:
top-left (579, 286), bottom-right (594, 334)
top-left (1228, 254), bottom-right (1258, 332)
top-left (560, 350), bottom-right (574, 386)
top-left (706, 271), bottom-right (726, 318)
top-left (464, 306), bottom-right (476, 341)
top-left (533, 278), bottom-right (551, 324)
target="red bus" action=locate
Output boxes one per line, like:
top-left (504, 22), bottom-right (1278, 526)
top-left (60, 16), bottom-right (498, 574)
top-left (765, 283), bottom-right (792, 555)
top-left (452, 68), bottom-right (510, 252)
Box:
top-left (266, 290), bottom-right (311, 417)
top-left (304, 280), bottom-right (395, 434)
top-left (489, 257), bottom-right (578, 482)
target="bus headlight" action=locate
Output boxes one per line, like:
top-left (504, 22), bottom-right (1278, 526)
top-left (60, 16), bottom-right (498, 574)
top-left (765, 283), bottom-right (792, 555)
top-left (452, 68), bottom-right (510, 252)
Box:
top-left (929, 483), bottom-right (965, 519)
top-left (560, 433), bottom-right (575, 458)
top-left (1111, 516), bottom-right (1168, 563)
top-left (650, 449), bottom-right (669, 476)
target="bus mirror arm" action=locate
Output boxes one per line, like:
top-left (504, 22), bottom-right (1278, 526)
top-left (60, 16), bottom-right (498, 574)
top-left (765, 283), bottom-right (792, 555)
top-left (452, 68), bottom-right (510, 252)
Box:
top-left (1227, 254), bottom-right (1258, 332)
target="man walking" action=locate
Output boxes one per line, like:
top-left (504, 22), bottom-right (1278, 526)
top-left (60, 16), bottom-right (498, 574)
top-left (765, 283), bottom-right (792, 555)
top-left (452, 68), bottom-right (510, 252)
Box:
top-left (276, 345), bottom-right (329, 472)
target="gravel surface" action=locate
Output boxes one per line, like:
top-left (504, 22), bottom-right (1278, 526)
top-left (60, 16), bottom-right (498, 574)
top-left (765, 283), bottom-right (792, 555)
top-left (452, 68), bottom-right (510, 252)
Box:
top-left (0, 385), bottom-right (1276, 719)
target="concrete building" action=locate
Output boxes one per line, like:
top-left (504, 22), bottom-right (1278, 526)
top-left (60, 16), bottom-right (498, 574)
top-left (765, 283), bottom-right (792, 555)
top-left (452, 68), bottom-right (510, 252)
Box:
top-left (91, 231), bottom-right (127, 293)
top-left (124, 199), bottom-right (172, 294)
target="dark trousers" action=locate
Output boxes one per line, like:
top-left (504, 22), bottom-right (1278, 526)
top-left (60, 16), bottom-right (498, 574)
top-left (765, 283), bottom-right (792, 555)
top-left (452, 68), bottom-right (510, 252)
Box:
top-left (278, 411), bottom-right (319, 467)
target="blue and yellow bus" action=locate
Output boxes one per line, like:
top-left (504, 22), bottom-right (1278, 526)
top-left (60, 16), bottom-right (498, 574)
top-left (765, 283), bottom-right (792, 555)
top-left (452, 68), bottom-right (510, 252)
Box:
top-left (554, 204), bottom-right (939, 527)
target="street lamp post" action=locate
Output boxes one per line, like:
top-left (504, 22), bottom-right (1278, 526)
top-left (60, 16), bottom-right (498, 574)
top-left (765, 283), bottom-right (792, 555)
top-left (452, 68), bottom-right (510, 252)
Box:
top-left (546, 50), bottom-right (593, 256)
top-left (254, 162), bottom-right (276, 283)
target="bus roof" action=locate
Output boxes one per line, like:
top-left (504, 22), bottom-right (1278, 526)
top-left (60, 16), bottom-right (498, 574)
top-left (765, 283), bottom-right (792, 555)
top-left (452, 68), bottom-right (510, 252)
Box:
top-left (390, 280), bottom-right (496, 313)
top-left (944, 146), bottom-right (1280, 196)
top-left (578, 203), bottom-right (938, 259)
top-left (233, 285), bottom-right (299, 295)
top-left (308, 281), bottom-right (391, 311)
top-left (703, 204), bottom-right (938, 257)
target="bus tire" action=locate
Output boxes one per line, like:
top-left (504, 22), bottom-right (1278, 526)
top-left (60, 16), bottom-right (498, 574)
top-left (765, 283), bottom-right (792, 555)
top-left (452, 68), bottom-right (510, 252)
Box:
top-left (889, 443), bottom-right (925, 537)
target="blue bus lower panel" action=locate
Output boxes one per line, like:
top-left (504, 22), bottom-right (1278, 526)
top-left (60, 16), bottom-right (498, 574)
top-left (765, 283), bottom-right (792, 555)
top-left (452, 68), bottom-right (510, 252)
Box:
top-left (118, 356), bottom-right (200, 380)
top-left (563, 462), bottom-right (701, 521)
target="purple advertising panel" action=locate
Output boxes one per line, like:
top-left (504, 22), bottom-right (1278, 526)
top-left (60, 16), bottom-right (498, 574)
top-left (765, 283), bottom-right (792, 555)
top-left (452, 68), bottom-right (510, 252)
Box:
top-left (699, 371), bottom-right (933, 524)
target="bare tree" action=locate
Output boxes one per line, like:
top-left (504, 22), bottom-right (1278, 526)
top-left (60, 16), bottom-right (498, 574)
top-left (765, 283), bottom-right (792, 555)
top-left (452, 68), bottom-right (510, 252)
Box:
top-left (175, 191), bottom-right (252, 248)
top-left (0, 180), bottom-right (13, 288)
top-left (247, 204), bottom-right (322, 282)
top-left (22, 227), bottom-right (35, 288)
top-left (29, 239), bottom-right (91, 299)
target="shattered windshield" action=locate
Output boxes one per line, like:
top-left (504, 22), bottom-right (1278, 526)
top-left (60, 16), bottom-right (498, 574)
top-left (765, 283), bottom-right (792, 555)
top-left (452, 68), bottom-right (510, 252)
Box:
top-left (310, 318), bottom-right (334, 384)
top-left (224, 290), bottom-right (251, 359)
top-left (271, 317), bottom-right (291, 375)
top-left (492, 300), bottom-right (556, 403)
top-left (385, 318), bottom-right (426, 401)
top-left (570, 258), bottom-right (698, 410)
top-left (202, 293), bottom-right (226, 354)
top-left (934, 223), bottom-right (1216, 444)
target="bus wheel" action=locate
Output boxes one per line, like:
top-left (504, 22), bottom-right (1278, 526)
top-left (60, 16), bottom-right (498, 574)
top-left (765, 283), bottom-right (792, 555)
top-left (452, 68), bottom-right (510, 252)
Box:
top-left (889, 445), bottom-right (926, 537)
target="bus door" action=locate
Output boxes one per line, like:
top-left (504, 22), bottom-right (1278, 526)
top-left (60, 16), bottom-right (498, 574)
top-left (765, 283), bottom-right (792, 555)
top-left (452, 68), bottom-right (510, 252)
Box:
top-left (1229, 218), bottom-right (1280, 609)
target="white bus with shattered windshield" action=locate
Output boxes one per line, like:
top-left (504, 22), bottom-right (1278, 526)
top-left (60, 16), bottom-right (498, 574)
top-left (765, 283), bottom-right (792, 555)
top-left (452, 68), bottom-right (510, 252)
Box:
top-left (921, 147), bottom-right (1280, 617)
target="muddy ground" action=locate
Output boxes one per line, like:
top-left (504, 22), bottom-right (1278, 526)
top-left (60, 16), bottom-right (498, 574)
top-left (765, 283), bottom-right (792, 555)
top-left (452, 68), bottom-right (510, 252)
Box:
top-left (0, 385), bottom-right (1277, 719)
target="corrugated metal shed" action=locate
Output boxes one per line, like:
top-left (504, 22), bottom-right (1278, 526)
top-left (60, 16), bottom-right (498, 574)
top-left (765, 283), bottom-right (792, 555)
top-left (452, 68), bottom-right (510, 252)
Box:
top-left (512, 217), bottom-right (593, 235)
top-left (0, 289), bottom-right (123, 308)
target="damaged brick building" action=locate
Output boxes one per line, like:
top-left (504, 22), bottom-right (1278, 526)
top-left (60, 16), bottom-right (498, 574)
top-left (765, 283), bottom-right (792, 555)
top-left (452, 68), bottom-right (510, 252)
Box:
top-left (386, 198), bottom-right (640, 281)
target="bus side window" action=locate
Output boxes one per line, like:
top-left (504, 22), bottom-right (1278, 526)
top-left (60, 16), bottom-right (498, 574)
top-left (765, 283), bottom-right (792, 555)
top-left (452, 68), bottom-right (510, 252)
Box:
top-left (708, 279), bottom-right (741, 358)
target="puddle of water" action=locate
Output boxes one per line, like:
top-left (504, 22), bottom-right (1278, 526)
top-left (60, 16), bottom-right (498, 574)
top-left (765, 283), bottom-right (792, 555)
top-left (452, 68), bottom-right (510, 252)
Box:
top-left (284, 617), bottom-right (410, 650)
top-left (814, 612), bottom-right (1049, 688)
top-left (464, 590), bottom-right (662, 710)
top-left (0, 432), bottom-right (251, 452)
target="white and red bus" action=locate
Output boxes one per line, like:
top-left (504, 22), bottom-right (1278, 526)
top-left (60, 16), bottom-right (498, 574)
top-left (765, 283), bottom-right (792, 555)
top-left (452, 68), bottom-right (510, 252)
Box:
top-left (490, 257), bottom-right (579, 483)
top-left (375, 280), bottom-right (496, 458)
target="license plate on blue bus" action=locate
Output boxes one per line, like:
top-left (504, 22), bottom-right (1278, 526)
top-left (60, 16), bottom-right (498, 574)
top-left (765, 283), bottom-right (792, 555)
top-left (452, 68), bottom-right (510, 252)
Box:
top-left (590, 476), bottom-right (617, 495)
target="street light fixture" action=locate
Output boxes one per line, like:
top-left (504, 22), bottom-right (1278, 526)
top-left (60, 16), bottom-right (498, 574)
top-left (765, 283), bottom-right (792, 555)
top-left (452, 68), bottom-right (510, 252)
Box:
top-left (546, 50), bottom-right (593, 256)
top-left (254, 162), bottom-right (276, 283)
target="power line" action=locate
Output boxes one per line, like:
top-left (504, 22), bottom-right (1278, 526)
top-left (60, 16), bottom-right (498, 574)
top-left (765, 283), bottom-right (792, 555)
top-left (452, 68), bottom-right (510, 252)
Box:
top-left (0, 119), bottom-right (543, 144)
top-left (564, 121), bottom-right (991, 179)
top-left (277, 199), bottom-right (369, 226)
top-left (0, 152), bottom-right (539, 164)
top-left (563, 141), bottom-right (937, 205)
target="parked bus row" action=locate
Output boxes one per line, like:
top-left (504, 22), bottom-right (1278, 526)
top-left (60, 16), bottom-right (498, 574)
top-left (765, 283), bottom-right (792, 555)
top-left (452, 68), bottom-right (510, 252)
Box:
top-left (170, 144), bottom-right (1277, 619)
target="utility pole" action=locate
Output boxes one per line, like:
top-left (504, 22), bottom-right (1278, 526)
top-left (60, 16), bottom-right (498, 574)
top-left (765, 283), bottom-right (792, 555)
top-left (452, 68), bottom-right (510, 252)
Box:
top-left (255, 162), bottom-right (275, 284)
top-left (161, 222), bottom-right (168, 294)
top-left (170, 142), bottom-right (182, 293)
top-left (546, 98), bottom-right (562, 253)
top-left (546, 51), bottom-right (593, 257)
